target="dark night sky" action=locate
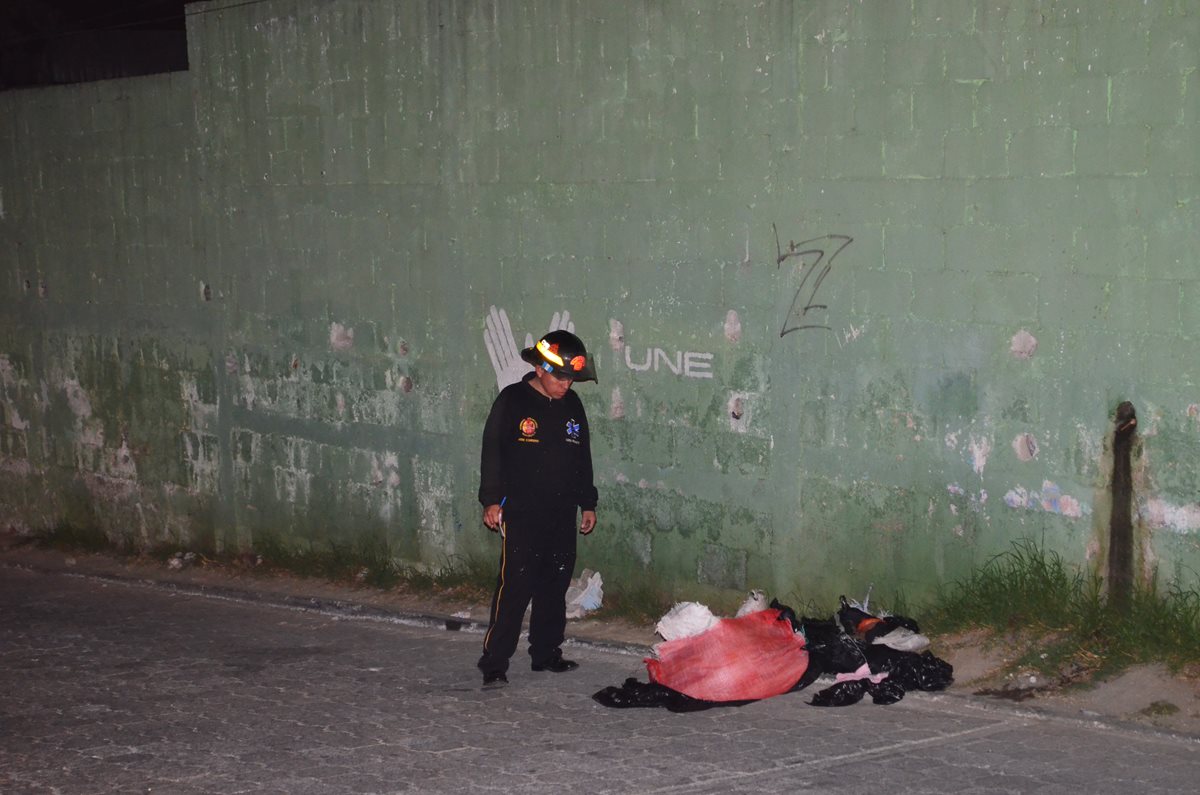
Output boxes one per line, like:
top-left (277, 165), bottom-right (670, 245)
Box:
top-left (0, 1), bottom-right (190, 90)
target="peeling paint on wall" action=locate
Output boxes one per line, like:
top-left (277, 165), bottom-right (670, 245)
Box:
top-left (698, 542), bottom-right (747, 590)
top-left (723, 310), bottom-right (741, 343)
top-left (1141, 498), bottom-right (1200, 534)
top-left (365, 451), bottom-right (403, 522)
top-left (330, 322), bottom-right (355, 351)
top-left (232, 354), bottom-right (409, 427)
top-left (412, 455), bottom-right (456, 557)
top-left (1012, 432), bottom-right (1039, 462)
top-left (1004, 481), bottom-right (1087, 518)
top-left (110, 439), bottom-right (138, 480)
top-left (969, 434), bottom-right (992, 475)
top-left (1010, 329), bottom-right (1038, 359)
top-left (272, 437), bottom-right (313, 507)
top-left (609, 319), bottom-right (624, 351)
top-left (180, 375), bottom-right (220, 494)
top-left (64, 379), bottom-right (92, 419)
top-left (628, 529), bottom-right (652, 566)
top-left (609, 386), bottom-right (625, 419)
top-left (728, 392), bottom-right (753, 433)
top-left (946, 483), bottom-right (988, 520)
top-left (0, 361), bottom-right (27, 431)
top-left (231, 431), bottom-right (261, 499)
top-left (1074, 422), bottom-right (1103, 478)
top-left (416, 386), bottom-right (456, 434)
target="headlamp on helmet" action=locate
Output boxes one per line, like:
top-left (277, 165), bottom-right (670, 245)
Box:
top-left (520, 329), bottom-right (597, 383)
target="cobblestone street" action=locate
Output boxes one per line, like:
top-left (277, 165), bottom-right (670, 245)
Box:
top-left (2, 565), bottom-right (1198, 794)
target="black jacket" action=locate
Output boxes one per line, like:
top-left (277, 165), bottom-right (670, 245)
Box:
top-left (478, 373), bottom-right (598, 512)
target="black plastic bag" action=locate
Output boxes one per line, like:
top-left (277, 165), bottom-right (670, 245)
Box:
top-left (803, 618), bottom-right (868, 675)
top-left (809, 680), bottom-right (867, 707)
top-left (770, 600), bottom-right (867, 677)
top-left (864, 647), bottom-right (954, 691)
top-left (866, 677), bottom-right (906, 705)
top-left (591, 677), bottom-right (752, 712)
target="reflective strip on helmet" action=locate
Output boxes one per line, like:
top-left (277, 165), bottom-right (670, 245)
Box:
top-left (536, 339), bottom-right (565, 367)
top-left (570, 355), bottom-right (586, 371)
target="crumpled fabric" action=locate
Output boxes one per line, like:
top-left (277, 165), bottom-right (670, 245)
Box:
top-left (835, 662), bottom-right (889, 685)
top-left (645, 608), bottom-right (808, 703)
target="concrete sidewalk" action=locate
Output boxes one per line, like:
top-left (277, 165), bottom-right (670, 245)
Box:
top-left (3, 551), bottom-right (1200, 794)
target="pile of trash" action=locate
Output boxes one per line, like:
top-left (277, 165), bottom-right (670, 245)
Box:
top-left (593, 588), bottom-right (953, 712)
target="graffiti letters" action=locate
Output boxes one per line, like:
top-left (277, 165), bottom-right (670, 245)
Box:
top-left (774, 227), bottom-right (853, 337)
top-left (623, 347), bottom-right (713, 379)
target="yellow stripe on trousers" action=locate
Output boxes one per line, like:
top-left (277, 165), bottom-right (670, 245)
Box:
top-left (482, 521), bottom-right (507, 651)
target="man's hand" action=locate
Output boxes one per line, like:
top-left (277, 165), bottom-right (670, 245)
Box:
top-left (580, 510), bottom-right (597, 535)
top-left (483, 504), bottom-right (503, 531)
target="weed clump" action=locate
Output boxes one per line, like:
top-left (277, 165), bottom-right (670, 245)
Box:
top-left (925, 538), bottom-right (1200, 678)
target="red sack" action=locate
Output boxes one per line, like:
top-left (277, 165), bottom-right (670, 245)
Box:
top-left (645, 608), bottom-right (808, 703)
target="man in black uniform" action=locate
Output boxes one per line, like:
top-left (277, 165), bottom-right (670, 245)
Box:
top-left (477, 329), bottom-right (598, 689)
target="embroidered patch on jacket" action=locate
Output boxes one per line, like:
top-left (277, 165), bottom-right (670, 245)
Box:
top-left (565, 419), bottom-right (581, 444)
top-left (518, 417), bottom-right (539, 443)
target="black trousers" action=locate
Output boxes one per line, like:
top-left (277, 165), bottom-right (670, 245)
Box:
top-left (477, 505), bottom-right (577, 675)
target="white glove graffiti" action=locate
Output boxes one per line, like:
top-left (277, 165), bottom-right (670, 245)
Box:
top-left (484, 306), bottom-right (575, 392)
top-left (540, 309), bottom-right (575, 344)
top-left (484, 306), bottom-right (526, 392)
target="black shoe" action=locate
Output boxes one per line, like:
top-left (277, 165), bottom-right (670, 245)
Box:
top-left (531, 654), bottom-right (579, 673)
top-left (482, 671), bottom-right (508, 689)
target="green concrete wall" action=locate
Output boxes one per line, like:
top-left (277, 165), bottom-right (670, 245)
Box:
top-left (2, 0), bottom-right (1199, 606)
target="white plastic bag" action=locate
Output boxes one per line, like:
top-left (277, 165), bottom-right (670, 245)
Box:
top-left (735, 589), bottom-right (768, 617)
top-left (654, 601), bottom-right (717, 641)
top-left (565, 569), bottom-right (604, 619)
top-left (871, 626), bottom-right (930, 652)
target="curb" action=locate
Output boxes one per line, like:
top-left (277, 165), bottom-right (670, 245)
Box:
top-left (1, 557), bottom-right (654, 659)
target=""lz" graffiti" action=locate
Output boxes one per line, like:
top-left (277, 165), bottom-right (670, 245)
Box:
top-left (774, 227), bottom-right (853, 337)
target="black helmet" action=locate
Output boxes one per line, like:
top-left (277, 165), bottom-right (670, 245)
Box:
top-left (520, 330), bottom-right (597, 382)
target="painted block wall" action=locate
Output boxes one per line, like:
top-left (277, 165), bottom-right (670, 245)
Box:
top-left (0, 72), bottom-right (214, 546)
top-left (2, 0), bottom-right (1199, 606)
